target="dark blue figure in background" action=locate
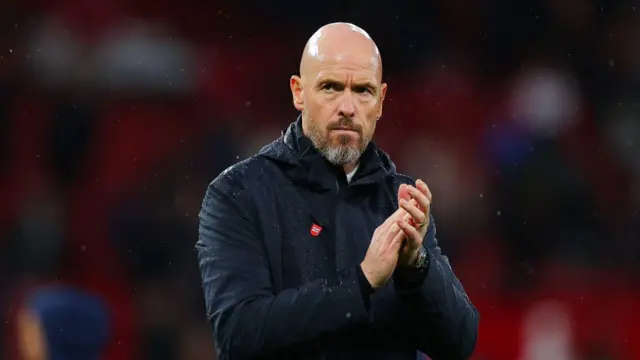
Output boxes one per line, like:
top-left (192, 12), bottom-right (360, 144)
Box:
top-left (16, 286), bottom-right (110, 360)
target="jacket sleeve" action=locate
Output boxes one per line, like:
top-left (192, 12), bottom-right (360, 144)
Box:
top-left (196, 180), bottom-right (372, 360)
top-left (393, 214), bottom-right (479, 360)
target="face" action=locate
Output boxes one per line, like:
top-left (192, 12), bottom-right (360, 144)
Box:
top-left (291, 50), bottom-right (387, 166)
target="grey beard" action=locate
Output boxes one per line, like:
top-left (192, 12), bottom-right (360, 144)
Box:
top-left (303, 112), bottom-right (366, 166)
top-left (318, 145), bottom-right (362, 166)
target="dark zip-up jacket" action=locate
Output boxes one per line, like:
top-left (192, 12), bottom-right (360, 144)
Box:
top-left (196, 118), bottom-right (479, 360)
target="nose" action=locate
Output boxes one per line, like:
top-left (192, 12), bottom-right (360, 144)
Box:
top-left (337, 92), bottom-right (356, 119)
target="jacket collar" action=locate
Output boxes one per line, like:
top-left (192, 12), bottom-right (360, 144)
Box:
top-left (259, 116), bottom-right (396, 191)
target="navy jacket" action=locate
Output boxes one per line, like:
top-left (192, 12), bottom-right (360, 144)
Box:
top-left (196, 118), bottom-right (479, 360)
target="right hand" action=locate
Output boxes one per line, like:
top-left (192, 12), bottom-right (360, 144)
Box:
top-left (360, 209), bottom-right (407, 289)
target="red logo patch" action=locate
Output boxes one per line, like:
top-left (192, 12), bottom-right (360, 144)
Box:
top-left (310, 223), bottom-right (323, 237)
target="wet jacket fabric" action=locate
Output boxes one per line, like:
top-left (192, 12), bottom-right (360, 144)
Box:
top-left (196, 118), bottom-right (479, 360)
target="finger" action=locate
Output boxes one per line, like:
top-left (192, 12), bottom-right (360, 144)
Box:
top-left (398, 183), bottom-right (411, 203)
top-left (407, 185), bottom-right (431, 215)
top-left (398, 220), bottom-right (422, 249)
top-left (385, 221), bottom-right (402, 246)
top-left (416, 179), bottom-right (432, 203)
top-left (399, 199), bottom-right (426, 227)
top-left (388, 207), bottom-right (409, 226)
top-left (397, 220), bottom-right (423, 247)
top-left (410, 198), bottom-right (430, 230)
top-left (403, 200), bottom-right (417, 226)
top-left (399, 237), bottom-right (409, 252)
top-left (377, 207), bottom-right (405, 235)
top-left (383, 192), bottom-right (420, 232)
top-left (389, 222), bottom-right (406, 250)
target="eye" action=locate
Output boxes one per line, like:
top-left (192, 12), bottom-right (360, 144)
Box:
top-left (320, 81), bottom-right (342, 92)
top-left (353, 86), bottom-right (373, 94)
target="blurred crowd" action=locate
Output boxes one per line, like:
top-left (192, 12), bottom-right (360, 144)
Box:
top-left (0, 0), bottom-right (639, 359)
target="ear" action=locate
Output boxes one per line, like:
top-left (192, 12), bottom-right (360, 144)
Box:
top-left (290, 75), bottom-right (304, 111)
top-left (377, 82), bottom-right (387, 120)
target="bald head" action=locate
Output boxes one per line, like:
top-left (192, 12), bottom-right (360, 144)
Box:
top-left (290, 23), bottom-right (387, 171)
top-left (299, 22), bottom-right (382, 81)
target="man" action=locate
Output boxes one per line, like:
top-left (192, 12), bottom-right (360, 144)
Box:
top-left (15, 286), bottom-right (110, 360)
top-left (196, 23), bottom-right (479, 360)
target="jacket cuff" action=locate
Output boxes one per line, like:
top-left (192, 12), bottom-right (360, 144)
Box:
top-left (393, 252), bottom-right (431, 293)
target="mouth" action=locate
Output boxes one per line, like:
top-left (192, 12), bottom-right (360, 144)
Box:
top-left (331, 128), bottom-right (359, 133)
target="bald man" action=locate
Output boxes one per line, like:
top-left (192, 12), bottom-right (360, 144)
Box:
top-left (196, 23), bottom-right (478, 360)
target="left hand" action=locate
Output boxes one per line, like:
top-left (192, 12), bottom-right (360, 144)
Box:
top-left (396, 180), bottom-right (432, 267)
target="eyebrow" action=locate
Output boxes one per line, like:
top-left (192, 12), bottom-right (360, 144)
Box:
top-left (356, 81), bottom-right (377, 90)
top-left (318, 78), bottom-right (378, 90)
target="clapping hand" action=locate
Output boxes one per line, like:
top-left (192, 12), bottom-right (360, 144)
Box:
top-left (396, 180), bottom-right (432, 267)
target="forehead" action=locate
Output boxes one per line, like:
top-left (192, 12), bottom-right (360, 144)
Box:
top-left (312, 53), bottom-right (380, 82)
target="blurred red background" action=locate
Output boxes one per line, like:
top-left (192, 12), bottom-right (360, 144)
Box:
top-left (1, 0), bottom-right (639, 359)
